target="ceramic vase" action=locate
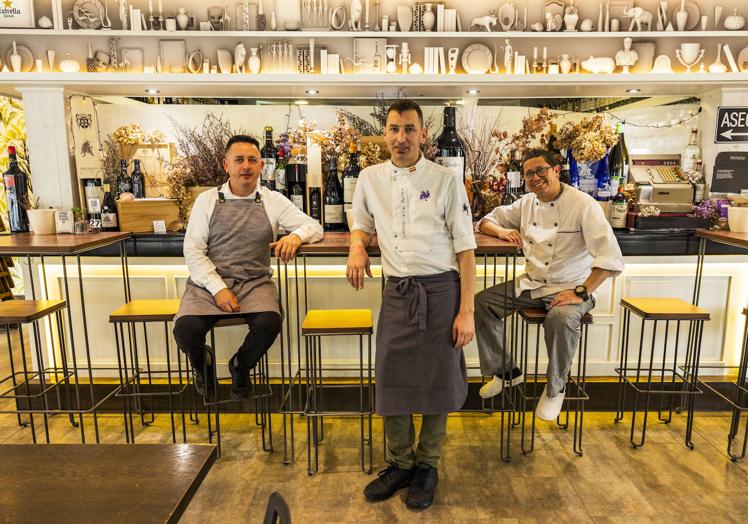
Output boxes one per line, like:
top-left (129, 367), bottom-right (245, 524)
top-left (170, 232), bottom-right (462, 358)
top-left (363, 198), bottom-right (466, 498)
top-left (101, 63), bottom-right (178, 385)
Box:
top-left (176, 8), bottom-right (189, 30)
top-left (59, 53), bottom-right (81, 73)
top-left (9, 41), bottom-right (22, 72)
top-left (423, 4), bottom-right (435, 31)
top-left (396, 5), bottom-right (412, 32)
top-left (248, 48), bottom-right (261, 73)
top-left (675, 0), bottom-right (688, 31)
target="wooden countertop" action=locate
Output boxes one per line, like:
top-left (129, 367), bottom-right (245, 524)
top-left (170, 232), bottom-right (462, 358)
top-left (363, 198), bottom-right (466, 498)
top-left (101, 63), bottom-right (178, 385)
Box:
top-left (0, 443), bottom-right (216, 524)
top-left (0, 232), bottom-right (131, 255)
top-left (695, 229), bottom-right (748, 250)
top-left (297, 232), bottom-right (519, 255)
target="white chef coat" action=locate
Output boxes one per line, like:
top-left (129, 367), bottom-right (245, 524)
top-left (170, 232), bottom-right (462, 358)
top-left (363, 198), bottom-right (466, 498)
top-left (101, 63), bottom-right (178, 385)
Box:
top-left (478, 183), bottom-right (624, 298)
top-left (184, 182), bottom-right (323, 295)
top-left (351, 155), bottom-right (476, 277)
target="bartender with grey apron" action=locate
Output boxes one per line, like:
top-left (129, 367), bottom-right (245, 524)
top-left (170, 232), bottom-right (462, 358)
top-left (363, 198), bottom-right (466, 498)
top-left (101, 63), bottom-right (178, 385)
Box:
top-left (346, 100), bottom-right (476, 510)
top-left (174, 135), bottom-right (322, 400)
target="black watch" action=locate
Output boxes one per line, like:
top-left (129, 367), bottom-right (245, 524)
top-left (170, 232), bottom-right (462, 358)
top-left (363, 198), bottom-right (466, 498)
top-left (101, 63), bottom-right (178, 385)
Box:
top-left (574, 285), bottom-right (589, 301)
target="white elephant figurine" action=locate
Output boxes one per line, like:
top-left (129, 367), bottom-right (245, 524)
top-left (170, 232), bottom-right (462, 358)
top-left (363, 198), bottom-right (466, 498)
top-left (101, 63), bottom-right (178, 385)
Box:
top-left (623, 6), bottom-right (653, 31)
top-left (581, 56), bottom-right (616, 74)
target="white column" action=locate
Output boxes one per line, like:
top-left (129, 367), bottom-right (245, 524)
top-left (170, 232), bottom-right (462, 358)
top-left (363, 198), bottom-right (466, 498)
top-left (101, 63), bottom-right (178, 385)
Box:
top-left (15, 87), bottom-right (78, 209)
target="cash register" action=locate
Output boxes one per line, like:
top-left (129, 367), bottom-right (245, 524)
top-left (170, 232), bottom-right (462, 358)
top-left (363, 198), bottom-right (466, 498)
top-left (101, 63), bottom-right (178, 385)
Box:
top-left (628, 155), bottom-right (695, 213)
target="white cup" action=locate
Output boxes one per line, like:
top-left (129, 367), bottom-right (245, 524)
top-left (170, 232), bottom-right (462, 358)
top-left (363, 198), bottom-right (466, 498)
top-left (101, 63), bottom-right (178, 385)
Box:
top-left (165, 17), bottom-right (176, 31)
top-left (548, 63), bottom-right (560, 74)
top-left (27, 209), bottom-right (57, 235)
top-left (728, 207), bottom-right (748, 232)
top-left (610, 18), bottom-right (620, 31)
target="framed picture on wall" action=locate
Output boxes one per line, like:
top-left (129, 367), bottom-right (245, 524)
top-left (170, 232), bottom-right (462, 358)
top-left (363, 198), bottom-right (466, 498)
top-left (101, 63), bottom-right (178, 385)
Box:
top-left (0, 0), bottom-right (35, 28)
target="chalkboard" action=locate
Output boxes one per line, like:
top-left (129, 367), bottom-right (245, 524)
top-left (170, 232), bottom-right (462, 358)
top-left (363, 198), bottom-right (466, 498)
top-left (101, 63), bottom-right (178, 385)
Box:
top-left (712, 151), bottom-right (748, 194)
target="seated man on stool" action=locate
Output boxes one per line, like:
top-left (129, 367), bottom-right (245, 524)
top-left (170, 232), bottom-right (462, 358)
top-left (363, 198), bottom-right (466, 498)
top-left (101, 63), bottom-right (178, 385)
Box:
top-left (173, 135), bottom-right (323, 400)
top-left (475, 148), bottom-right (624, 420)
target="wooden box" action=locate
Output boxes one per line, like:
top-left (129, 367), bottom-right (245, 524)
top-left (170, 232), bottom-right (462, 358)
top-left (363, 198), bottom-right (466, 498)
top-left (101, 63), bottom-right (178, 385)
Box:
top-left (130, 142), bottom-right (177, 198)
top-left (116, 199), bottom-right (181, 233)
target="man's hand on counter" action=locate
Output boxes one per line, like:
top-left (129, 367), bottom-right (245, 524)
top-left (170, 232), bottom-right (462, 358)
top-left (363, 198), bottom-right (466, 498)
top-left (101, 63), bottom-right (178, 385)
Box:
top-left (346, 243), bottom-right (373, 290)
top-left (214, 288), bottom-right (240, 313)
top-left (270, 234), bottom-right (302, 263)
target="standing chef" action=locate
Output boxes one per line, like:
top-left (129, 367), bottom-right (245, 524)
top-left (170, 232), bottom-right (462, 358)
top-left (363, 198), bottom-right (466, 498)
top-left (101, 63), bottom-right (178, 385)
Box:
top-left (174, 135), bottom-right (323, 401)
top-left (347, 100), bottom-right (476, 510)
top-left (474, 148), bottom-right (624, 420)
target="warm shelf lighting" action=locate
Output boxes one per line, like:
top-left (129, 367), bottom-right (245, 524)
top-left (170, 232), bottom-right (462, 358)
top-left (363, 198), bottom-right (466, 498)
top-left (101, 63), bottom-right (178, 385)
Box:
top-left (294, 100), bottom-right (309, 105)
top-left (466, 89), bottom-right (480, 95)
top-left (145, 88), bottom-right (160, 94)
top-left (626, 88), bottom-right (642, 94)
top-left (305, 89), bottom-right (319, 95)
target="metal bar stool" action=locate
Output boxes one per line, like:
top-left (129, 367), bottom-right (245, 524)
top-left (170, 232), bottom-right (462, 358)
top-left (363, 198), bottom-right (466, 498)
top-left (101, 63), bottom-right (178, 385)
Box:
top-left (517, 308), bottom-right (592, 457)
top-left (199, 316), bottom-right (274, 458)
top-left (301, 309), bottom-right (373, 475)
top-left (614, 297), bottom-right (710, 449)
top-left (109, 299), bottom-right (197, 445)
top-left (0, 299), bottom-right (73, 443)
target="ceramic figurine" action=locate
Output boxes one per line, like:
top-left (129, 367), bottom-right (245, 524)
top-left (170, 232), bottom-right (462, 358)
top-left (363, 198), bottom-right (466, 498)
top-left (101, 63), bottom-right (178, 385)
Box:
top-left (59, 53), bottom-right (81, 73)
top-left (46, 50), bottom-right (56, 72)
top-left (623, 6), bottom-right (653, 31)
top-left (469, 12), bottom-right (497, 32)
top-left (675, 42), bottom-right (705, 72)
top-left (724, 9), bottom-right (745, 30)
top-left (350, 0), bottom-right (363, 30)
top-left (675, 0), bottom-right (688, 31)
top-left (9, 41), bottom-right (21, 72)
top-left (234, 43), bottom-right (246, 73)
top-left (563, 0), bottom-right (579, 31)
top-left (176, 7), bottom-right (189, 29)
top-left (503, 39), bottom-right (513, 74)
top-left (580, 18), bottom-right (594, 31)
top-left (399, 42), bottom-right (410, 73)
top-left (708, 43), bottom-right (727, 72)
top-left (423, 3), bottom-right (435, 31)
top-left (498, 2), bottom-right (515, 31)
top-left (581, 56), bottom-right (616, 74)
top-left (248, 47), bottom-right (261, 73)
top-left (615, 37), bottom-right (639, 73)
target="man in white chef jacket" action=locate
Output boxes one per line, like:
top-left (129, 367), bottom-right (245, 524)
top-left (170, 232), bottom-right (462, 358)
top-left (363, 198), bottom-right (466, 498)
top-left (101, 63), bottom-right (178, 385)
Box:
top-left (174, 135), bottom-right (323, 401)
top-left (347, 100), bottom-right (476, 510)
top-left (475, 148), bottom-right (624, 420)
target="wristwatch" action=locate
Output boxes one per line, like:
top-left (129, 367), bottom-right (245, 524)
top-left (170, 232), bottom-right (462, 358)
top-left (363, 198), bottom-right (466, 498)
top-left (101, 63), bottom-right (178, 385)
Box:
top-left (573, 285), bottom-right (589, 301)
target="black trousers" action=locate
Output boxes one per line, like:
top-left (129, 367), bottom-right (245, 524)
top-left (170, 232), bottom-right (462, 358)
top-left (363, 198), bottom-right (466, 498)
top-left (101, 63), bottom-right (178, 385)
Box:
top-left (173, 312), bottom-right (282, 372)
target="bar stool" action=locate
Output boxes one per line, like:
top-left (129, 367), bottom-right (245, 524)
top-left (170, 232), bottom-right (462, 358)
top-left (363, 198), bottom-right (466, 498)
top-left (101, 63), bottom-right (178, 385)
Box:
top-left (615, 297), bottom-right (710, 449)
top-left (0, 299), bottom-right (71, 443)
top-left (200, 316), bottom-right (275, 458)
top-left (301, 309), bottom-right (373, 475)
top-left (109, 299), bottom-right (196, 445)
top-left (517, 308), bottom-right (593, 457)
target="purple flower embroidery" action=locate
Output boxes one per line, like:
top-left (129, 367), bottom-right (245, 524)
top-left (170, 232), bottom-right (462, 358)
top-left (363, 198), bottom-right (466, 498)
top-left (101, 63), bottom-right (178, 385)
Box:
top-left (420, 190), bottom-right (431, 201)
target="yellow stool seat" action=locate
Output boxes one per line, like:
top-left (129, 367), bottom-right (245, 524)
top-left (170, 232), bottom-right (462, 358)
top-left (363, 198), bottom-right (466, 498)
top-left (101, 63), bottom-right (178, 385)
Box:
top-left (0, 299), bottom-right (66, 324)
top-left (302, 309), bottom-right (373, 335)
top-left (109, 299), bottom-right (180, 323)
top-left (621, 297), bottom-right (710, 321)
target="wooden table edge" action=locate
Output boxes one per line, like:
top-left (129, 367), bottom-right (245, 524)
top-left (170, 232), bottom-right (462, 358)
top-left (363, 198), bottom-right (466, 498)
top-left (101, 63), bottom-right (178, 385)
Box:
top-left (167, 444), bottom-right (218, 524)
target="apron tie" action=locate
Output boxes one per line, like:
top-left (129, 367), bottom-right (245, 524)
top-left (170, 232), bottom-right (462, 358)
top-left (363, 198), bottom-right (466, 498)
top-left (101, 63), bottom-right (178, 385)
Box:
top-left (394, 277), bottom-right (428, 331)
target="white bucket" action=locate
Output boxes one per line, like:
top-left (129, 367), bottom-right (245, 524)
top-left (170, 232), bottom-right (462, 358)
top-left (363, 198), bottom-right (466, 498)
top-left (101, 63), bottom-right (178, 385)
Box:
top-left (728, 207), bottom-right (748, 233)
top-left (27, 208), bottom-right (57, 235)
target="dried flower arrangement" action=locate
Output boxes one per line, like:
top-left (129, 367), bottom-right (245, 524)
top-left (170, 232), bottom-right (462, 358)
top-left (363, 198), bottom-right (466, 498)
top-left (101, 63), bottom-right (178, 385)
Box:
top-left (554, 114), bottom-right (617, 163)
top-left (101, 124), bottom-right (167, 189)
top-left (491, 108), bottom-right (557, 172)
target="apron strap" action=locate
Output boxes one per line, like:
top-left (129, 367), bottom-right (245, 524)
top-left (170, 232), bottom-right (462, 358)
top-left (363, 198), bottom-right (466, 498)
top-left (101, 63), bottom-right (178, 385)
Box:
top-left (394, 277), bottom-right (428, 331)
top-left (218, 192), bottom-right (225, 203)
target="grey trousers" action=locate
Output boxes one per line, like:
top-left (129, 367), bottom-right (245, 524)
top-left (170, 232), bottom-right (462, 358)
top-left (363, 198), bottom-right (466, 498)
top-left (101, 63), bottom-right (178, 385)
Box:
top-left (384, 414), bottom-right (448, 469)
top-left (474, 282), bottom-right (594, 397)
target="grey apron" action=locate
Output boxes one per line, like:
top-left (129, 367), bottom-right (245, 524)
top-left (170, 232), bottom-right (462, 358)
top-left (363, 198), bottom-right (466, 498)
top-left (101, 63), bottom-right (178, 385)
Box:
top-left (375, 271), bottom-right (468, 416)
top-left (174, 191), bottom-right (281, 321)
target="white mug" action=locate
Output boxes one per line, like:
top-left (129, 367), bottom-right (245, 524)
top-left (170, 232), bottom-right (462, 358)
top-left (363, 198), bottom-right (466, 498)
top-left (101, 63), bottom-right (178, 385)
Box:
top-left (165, 18), bottom-right (177, 31)
top-left (548, 63), bottom-right (560, 74)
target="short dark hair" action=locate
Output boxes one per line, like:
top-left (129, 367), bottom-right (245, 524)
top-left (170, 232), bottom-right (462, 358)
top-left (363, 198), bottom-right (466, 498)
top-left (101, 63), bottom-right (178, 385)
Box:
top-left (386, 99), bottom-right (424, 127)
top-left (520, 148), bottom-right (562, 174)
top-left (225, 135), bottom-right (260, 155)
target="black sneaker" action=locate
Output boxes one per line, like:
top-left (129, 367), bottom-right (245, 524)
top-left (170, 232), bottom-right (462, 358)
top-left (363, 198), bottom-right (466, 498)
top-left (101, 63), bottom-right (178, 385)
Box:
top-left (193, 345), bottom-right (216, 400)
top-left (405, 463), bottom-right (438, 510)
top-left (363, 464), bottom-right (415, 502)
top-left (228, 356), bottom-right (252, 401)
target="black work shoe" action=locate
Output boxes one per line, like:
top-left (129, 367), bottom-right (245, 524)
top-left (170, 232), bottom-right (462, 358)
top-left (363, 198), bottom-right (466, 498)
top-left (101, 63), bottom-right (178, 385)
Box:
top-left (363, 464), bottom-right (415, 502)
top-left (228, 356), bottom-right (252, 401)
top-left (405, 463), bottom-right (438, 510)
top-left (193, 345), bottom-right (216, 400)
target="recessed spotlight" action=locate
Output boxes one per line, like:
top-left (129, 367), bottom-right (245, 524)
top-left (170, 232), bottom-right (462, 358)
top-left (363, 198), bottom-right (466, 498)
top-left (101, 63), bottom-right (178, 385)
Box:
top-left (145, 88), bottom-right (160, 94)
top-left (294, 100), bottom-right (309, 105)
top-left (626, 88), bottom-right (641, 94)
top-left (305, 89), bottom-right (319, 95)
top-left (466, 89), bottom-right (480, 95)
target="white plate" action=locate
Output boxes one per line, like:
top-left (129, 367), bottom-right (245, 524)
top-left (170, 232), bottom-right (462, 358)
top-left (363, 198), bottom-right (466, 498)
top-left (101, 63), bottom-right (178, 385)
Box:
top-left (737, 45), bottom-right (748, 72)
top-left (461, 43), bottom-right (492, 75)
top-left (671, 1), bottom-right (701, 31)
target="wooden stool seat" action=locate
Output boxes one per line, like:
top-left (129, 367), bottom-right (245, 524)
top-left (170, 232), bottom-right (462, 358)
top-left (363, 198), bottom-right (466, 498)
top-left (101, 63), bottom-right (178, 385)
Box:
top-left (0, 299), bottom-right (66, 324)
top-left (302, 309), bottom-right (373, 335)
top-left (109, 299), bottom-right (181, 323)
top-left (518, 308), bottom-right (593, 324)
top-left (621, 297), bottom-right (710, 321)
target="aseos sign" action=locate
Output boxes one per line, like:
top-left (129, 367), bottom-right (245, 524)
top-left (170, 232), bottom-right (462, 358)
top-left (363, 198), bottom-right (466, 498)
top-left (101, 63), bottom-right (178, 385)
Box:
top-left (715, 107), bottom-right (748, 143)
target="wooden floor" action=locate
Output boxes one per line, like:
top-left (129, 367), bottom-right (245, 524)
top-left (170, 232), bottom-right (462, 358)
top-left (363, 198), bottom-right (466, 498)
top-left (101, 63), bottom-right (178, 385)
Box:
top-left (1, 408), bottom-right (747, 523)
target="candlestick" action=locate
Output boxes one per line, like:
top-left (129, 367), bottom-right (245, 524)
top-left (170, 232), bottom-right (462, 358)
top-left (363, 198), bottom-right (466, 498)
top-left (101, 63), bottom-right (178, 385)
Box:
top-left (543, 47), bottom-right (547, 60)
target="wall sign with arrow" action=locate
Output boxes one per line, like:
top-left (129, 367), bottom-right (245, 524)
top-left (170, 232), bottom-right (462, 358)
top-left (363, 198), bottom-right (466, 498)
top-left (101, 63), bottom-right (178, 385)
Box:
top-left (715, 107), bottom-right (748, 143)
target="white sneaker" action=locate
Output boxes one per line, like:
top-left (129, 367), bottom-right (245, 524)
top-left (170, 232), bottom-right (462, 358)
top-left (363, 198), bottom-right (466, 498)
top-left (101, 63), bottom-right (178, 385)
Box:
top-left (536, 385), bottom-right (565, 421)
top-left (479, 367), bottom-right (524, 399)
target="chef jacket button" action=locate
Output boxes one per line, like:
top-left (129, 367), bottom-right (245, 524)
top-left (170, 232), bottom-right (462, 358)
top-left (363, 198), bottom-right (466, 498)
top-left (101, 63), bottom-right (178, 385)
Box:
top-left (544, 279), bottom-right (547, 283)
top-left (529, 240), bottom-right (533, 244)
top-left (550, 203), bottom-right (554, 207)
top-left (545, 262), bottom-right (549, 266)
top-left (533, 222), bottom-right (537, 226)
top-left (554, 222), bottom-right (558, 227)
top-left (394, 234), bottom-right (398, 238)
top-left (548, 243), bottom-right (552, 247)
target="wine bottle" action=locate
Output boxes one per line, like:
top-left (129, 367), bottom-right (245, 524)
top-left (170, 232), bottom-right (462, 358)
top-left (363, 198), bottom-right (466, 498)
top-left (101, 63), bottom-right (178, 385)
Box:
top-left (101, 183), bottom-right (119, 231)
top-left (117, 160), bottom-right (132, 196)
top-left (309, 187), bottom-right (322, 223)
top-left (610, 186), bottom-right (628, 229)
top-left (323, 157), bottom-right (345, 231)
top-left (594, 151), bottom-right (612, 202)
top-left (435, 106), bottom-right (466, 181)
top-left (131, 159), bottom-right (145, 198)
top-left (274, 148), bottom-right (287, 196)
top-left (286, 148), bottom-right (307, 212)
top-left (3, 145), bottom-right (30, 233)
top-left (343, 142), bottom-right (360, 212)
top-left (608, 122), bottom-right (629, 195)
top-left (261, 126), bottom-right (277, 191)
top-left (84, 179), bottom-right (103, 232)
top-left (567, 149), bottom-right (579, 189)
top-left (681, 127), bottom-right (701, 174)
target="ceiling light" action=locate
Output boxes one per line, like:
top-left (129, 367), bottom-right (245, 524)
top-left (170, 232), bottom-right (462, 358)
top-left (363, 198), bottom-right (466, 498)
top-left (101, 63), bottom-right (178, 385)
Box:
top-left (294, 100), bottom-right (309, 105)
top-left (466, 89), bottom-right (480, 95)
top-left (305, 89), bottom-right (319, 95)
top-left (145, 88), bottom-right (160, 94)
top-left (626, 88), bottom-right (641, 94)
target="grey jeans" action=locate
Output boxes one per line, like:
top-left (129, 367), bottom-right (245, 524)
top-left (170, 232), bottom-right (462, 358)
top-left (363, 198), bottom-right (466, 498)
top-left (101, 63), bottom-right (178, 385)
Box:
top-left (474, 282), bottom-right (594, 397)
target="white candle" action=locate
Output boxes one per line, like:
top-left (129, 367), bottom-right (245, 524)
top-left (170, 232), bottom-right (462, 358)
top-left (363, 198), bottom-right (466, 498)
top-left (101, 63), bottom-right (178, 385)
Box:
top-left (365, 0), bottom-right (370, 26)
top-left (533, 46), bottom-right (538, 61)
top-left (158, 0), bottom-right (163, 15)
top-left (543, 47), bottom-right (547, 60)
top-left (149, 0), bottom-right (153, 15)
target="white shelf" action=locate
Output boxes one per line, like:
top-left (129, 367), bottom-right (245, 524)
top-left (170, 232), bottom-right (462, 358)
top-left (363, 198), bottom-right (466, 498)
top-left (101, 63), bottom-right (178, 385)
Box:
top-left (2, 28), bottom-right (748, 38)
top-left (3, 72), bottom-right (747, 98)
